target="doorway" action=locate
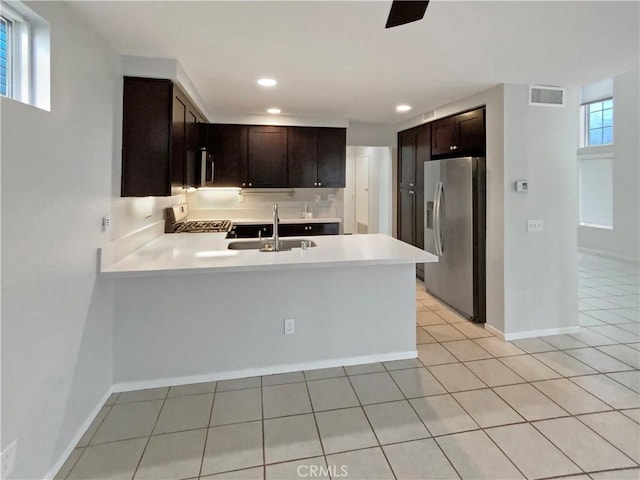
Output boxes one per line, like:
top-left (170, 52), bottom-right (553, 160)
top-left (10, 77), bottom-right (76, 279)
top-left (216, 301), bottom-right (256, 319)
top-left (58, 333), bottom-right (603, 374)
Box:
top-left (344, 146), bottom-right (392, 235)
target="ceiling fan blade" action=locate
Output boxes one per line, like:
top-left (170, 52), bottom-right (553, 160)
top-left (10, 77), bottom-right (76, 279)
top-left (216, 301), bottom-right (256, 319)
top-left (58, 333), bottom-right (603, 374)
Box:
top-left (385, 0), bottom-right (430, 28)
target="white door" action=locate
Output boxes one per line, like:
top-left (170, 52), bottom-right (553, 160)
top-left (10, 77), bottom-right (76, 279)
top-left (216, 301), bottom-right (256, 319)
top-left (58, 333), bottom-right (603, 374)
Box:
top-left (355, 154), bottom-right (369, 233)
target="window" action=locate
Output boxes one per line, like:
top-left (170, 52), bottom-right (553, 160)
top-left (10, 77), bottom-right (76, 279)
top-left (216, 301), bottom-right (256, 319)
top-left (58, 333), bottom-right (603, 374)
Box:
top-left (0, 1), bottom-right (49, 110)
top-left (1, 16), bottom-right (9, 96)
top-left (584, 98), bottom-right (613, 146)
top-left (578, 152), bottom-right (613, 229)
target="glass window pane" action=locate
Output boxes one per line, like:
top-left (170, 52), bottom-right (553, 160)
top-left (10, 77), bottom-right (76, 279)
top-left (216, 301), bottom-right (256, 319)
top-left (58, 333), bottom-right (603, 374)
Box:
top-left (603, 99), bottom-right (613, 109)
top-left (602, 127), bottom-right (613, 144)
top-left (589, 101), bottom-right (603, 113)
top-left (589, 111), bottom-right (603, 129)
top-left (602, 108), bottom-right (613, 127)
top-left (0, 17), bottom-right (7, 97)
top-left (589, 129), bottom-right (603, 145)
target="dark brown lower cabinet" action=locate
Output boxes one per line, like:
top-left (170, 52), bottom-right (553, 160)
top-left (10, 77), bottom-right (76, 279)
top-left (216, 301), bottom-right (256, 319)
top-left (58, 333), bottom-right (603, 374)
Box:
top-left (226, 222), bottom-right (339, 239)
top-left (279, 222), bottom-right (339, 236)
top-left (398, 187), bottom-right (424, 280)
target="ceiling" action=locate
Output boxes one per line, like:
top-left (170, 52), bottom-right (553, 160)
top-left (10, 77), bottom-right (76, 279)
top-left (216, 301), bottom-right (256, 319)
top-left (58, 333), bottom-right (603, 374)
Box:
top-left (70, 1), bottom-right (639, 124)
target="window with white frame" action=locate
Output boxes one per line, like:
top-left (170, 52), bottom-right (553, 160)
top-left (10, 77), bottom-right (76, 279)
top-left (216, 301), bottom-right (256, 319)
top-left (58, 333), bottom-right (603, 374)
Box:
top-left (583, 98), bottom-right (613, 146)
top-left (578, 152), bottom-right (613, 229)
top-left (1, 15), bottom-right (9, 96)
top-left (0, 0), bottom-right (49, 110)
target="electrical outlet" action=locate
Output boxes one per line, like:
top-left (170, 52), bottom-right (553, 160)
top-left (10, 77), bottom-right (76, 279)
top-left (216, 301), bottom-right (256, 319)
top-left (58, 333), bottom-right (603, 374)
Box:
top-left (102, 215), bottom-right (112, 232)
top-left (1, 439), bottom-right (18, 478)
top-left (327, 193), bottom-right (336, 201)
top-left (144, 206), bottom-right (153, 219)
top-left (284, 318), bottom-right (295, 335)
top-left (527, 219), bottom-right (544, 232)
top-left (315, 194), bottom-right (321, 202)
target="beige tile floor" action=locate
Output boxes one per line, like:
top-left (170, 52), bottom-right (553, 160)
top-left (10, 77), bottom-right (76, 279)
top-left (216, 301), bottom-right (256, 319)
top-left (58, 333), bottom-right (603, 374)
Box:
top-left (56, 253), bottom-right (639, 479)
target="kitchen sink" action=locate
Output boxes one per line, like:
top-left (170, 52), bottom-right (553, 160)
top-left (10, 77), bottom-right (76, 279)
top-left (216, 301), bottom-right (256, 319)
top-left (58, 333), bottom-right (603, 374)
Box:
top-left (227, 239), bottom-right (317, 251)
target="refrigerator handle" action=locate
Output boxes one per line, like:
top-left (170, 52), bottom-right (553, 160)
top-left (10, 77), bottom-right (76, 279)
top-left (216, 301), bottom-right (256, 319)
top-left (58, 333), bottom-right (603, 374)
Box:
top-left (434, 181), bottom-right (443, 256)
top-left (437, 183), bottom-right (445, 255)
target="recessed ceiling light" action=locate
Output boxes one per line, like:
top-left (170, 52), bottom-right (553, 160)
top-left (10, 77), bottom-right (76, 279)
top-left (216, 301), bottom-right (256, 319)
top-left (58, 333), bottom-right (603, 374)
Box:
top-left (258, 78), bottom-right (277, 87)
top-left (396, 104), bottom-right (412, 112)
top-left (267, 108), bottom-right (281, 114)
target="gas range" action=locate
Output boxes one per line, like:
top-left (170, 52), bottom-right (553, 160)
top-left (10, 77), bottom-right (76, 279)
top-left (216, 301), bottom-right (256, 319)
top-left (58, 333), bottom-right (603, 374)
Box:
top-left (165, 204), bottom-right (231, 234)
top-left (173, 219), bottom-right (231, 233)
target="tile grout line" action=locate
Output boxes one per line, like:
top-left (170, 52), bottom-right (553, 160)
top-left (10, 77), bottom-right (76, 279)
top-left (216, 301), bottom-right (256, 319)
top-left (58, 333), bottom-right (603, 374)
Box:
top-left (130, 388), bottom-right (170, 480)
top-left (197, 381), bottom-right (219, 479)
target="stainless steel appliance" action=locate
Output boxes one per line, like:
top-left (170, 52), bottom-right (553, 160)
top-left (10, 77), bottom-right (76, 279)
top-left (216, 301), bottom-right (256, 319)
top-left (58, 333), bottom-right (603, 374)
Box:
top-left (424, 157), bottom-right (486, 323)
top-left (165, 204), bottom-right (231, 233)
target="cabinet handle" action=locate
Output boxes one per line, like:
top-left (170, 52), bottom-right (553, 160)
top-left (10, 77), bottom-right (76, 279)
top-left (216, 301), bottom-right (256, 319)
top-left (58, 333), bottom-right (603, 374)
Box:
top-left (318, 182), bottom-right (322, 187)
top-left (248, 182), bottom-right (253, 187)
top-left (409, 183), bottom-right (415, 187)
top-left (452, 145), bottom-right (458, 150)
top-left (449, 146), bottom-right (454, 151)
top-left (211, 161), bottom-right (215, 183)
top-left (313, 182), bottom-right (317, 186)
top-left (242, 182), bottom-right (246, 187)
top-left (409, 190), bottom-right (415, 195)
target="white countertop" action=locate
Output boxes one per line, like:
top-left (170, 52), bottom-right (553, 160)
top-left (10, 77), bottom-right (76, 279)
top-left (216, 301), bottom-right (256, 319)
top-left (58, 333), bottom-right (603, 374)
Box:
top-left (101, 233), bottom-right (436, 278)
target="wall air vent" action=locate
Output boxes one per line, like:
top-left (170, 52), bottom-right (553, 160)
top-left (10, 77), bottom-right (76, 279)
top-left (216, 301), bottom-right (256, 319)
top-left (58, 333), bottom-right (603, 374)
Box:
top-left (529, 85), bottom-right (565, 107)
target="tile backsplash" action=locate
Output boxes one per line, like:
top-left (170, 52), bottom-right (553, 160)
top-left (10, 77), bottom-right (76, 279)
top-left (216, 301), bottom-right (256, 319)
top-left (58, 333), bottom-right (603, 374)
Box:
top-left (187, 188), bottom-right (344, 221)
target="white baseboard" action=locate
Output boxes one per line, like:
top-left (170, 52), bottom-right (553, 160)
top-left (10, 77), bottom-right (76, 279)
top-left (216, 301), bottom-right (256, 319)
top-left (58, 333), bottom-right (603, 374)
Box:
top-left (113, 350), bottom-right (417, 393)
top-left (578, 247), bottom-right (640, 264)
top-left (45, 387), bottom-right (113, 480)
top-left (489, 325), bottom-right (581, 342)
top-left (484, 323), bottom-right (505, 340)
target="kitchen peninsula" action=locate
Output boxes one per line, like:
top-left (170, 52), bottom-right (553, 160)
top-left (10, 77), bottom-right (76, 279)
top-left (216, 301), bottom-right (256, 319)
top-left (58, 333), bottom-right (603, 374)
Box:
top-left (101, 230), bottom-right (436, 391)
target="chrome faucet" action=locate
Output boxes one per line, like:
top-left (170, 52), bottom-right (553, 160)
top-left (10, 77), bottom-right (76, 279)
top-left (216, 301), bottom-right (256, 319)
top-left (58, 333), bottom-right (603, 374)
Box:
top-left (272, 202), bottom-right (280, 251)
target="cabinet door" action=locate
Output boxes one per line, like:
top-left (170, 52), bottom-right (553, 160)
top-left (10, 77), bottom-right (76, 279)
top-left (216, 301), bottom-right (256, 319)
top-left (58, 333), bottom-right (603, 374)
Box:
top-left (415, 124), bottom-right (430, 188)
top-left (397, 188), bottom-right (416, 245)
top-left (456, 109), bottom-right (485, 155)
top-left (317, 128), bottom-right (346, 187)
top-left (288, 127), bottom-right (318, 187)
top-left (279, 224), bottom-right (307, 237)
top-left (312, 222), bottom-right (339, 235)
top-left (209, 124), bottom-right (247, 186)
top-left (398, 129), bottom-right (417, 188)
top-left (121, 77), bottom-right (173, 197)
top-left (184, 109), bottom-right (198, 187)
top-left (248, 126), bottom-right (288, 187)
top-left (431, 117), bottom-right (456, 157)
top-left (171, 94), bottom-right (187, 192)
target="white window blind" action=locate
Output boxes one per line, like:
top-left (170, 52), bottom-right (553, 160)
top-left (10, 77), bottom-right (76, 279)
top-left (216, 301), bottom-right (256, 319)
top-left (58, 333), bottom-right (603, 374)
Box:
top-left (578, 152), bottom-right (613, 229)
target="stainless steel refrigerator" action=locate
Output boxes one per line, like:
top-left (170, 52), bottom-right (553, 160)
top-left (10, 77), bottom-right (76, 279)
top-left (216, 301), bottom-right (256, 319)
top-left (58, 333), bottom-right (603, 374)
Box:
top-left (424, 157), bottom-right (486, 323)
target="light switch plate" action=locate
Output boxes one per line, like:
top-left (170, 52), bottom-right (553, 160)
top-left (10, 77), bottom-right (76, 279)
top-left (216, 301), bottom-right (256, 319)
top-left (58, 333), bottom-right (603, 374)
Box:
top-left (527, 219), bottom-right (544, 232)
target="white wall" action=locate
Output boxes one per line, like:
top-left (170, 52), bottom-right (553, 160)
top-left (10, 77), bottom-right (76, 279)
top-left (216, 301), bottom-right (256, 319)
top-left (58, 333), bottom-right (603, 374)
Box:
top-left (578, 70), bottom-right (640, 261)
top-left (1, 2), bottom-right (119, 478)
top-left (502, 84), bottom-right (580, 336)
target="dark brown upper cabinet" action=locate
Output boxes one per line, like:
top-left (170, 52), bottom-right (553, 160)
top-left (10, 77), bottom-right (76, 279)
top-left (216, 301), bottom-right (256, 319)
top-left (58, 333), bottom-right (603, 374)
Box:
top-left (247, 126), bottom-right (288, 188)
top-left (199, 123), bottom-right (247, 187)
top-left (316, 128), bottom-right (346, 188)
top-left (200, 124), bottom-right (346, 189)
top-left (121, 76), bottom-right (205, 197)
top-left (288, 127), bottom-right (346, 188)
top-left (431, 108), bottom-right (485, 158)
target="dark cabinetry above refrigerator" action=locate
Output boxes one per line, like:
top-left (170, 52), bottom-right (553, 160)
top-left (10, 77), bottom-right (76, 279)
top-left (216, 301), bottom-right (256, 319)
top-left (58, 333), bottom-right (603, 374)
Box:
top-left (431, 109), bottom-right (485, 158)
